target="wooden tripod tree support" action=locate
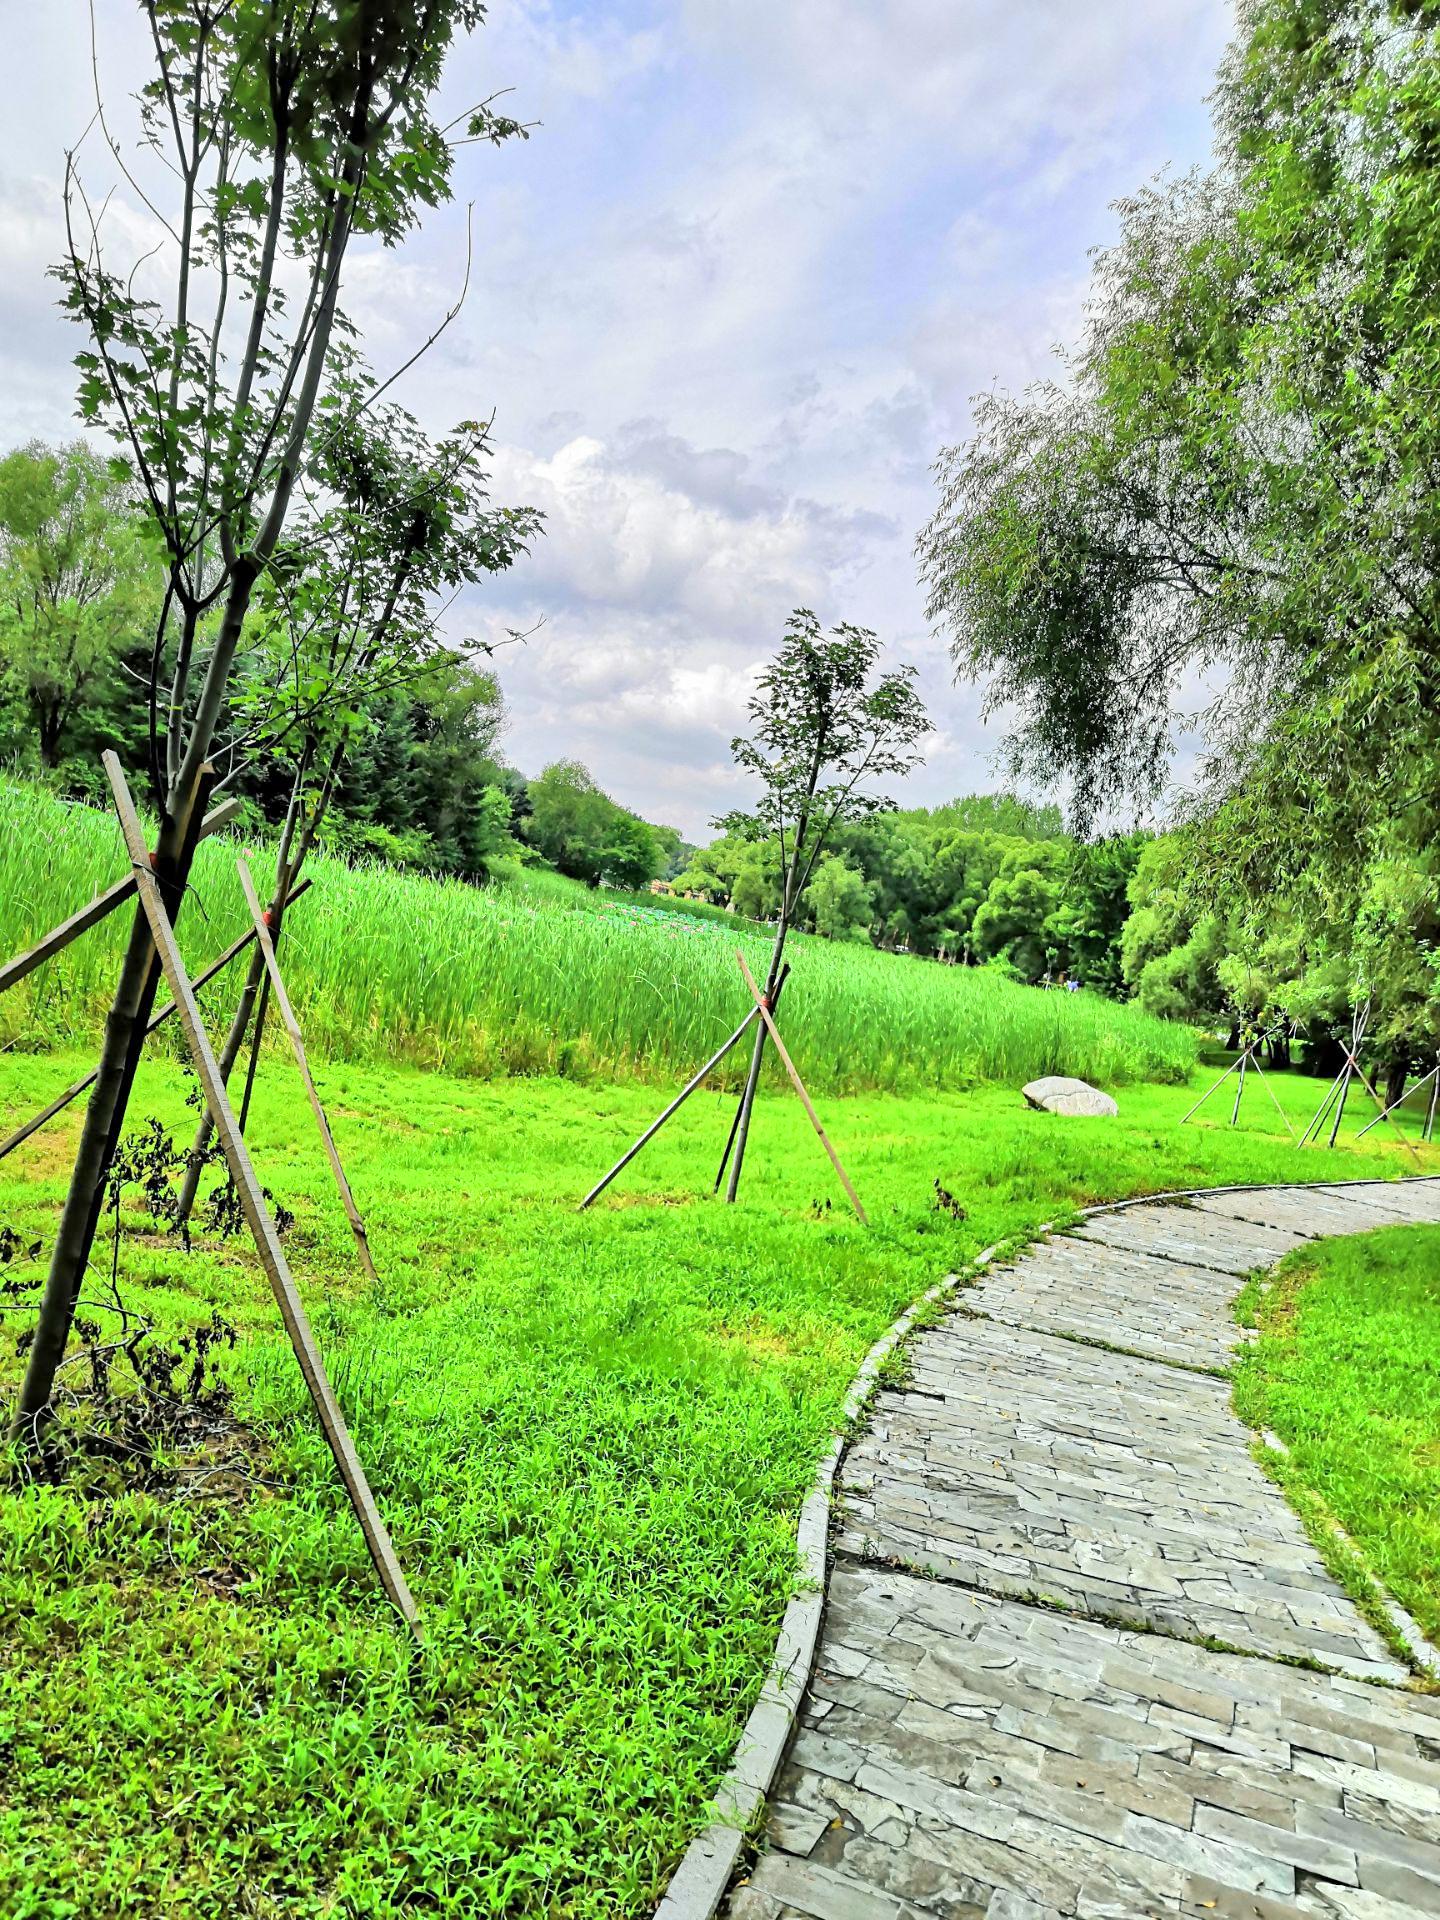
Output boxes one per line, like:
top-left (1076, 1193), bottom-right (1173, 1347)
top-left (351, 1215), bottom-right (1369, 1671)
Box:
top-left (1333, 1050), bottom-right (1421, 1161)
top-left (1179, 1019), bottom-right (1295, 1140)
top-left (236, 858), bottom-right (381, 1287)
top-left (0, 794), bottom-right (242, 998)
top-left (578, 954), bottom-right (869, 1222)
top-left (1299, 1064), bottom-right (1347, 1149)
top-left (0, 879), bottom-right (314, 1166)
top-left (714, 966), bottom-right (791, 1193)
top-left (1354, 1060), bottom-right (1440, 1144)
top-left (735, 951), bottom-right (868, 1224)
top-left (578, 1006), bottom-right (764, 1211)
top-left (1298, 1005), bottom-right (1421, 1161)
top-left (102, 754), bottom-right (420, 1638)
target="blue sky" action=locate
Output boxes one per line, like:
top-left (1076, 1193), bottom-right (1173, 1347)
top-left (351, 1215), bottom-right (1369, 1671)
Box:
top-left (0, 0), bottom-right (1231, 836)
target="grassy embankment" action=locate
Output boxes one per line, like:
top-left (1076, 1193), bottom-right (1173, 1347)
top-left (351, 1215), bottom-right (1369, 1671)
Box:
top-left (2, 776), bottom-right (1437, 1914)
top-left (0, 778), bottom-right (1193, 1091)
top-left (1235, 1225), bottom-right (1440, 1650)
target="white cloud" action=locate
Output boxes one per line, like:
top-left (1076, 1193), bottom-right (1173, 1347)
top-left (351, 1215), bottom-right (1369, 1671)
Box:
top-left (0, 0), bottom-right (1233, 835)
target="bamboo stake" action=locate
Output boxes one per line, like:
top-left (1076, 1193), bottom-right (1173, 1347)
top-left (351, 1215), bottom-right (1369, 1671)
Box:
top-left (1248, 1059), bottom-right (1299, 1143)
top-left (1427, 1071), bottom-right (1439, 1144)
top-left (1179, 1055), bottom-right (1246, 1126)
top-left (714, 964), bottom-right (791, 1192)
top-left (735, 950), bottom-right (868, 1225)
top-left (1335, 1046), bottom-right (1422, 1162)
top-left (1327, 1056), bottom-right (1354, 1149)
top-left (1355, 1062), bottom-right (1440, 1142)
top-left (236, 859), bottom-right (380, 1286)
top-left (1178, 1021), bottom-right (1284, 1127)
top-left (0, 879), bottom-right (314, 1165)
top-left (1230, 1051), bottom-right (1248, 1127)
top-left (1298, 1067), bottom-right (1346, 1148)
top-left (0, 795), bottom-right (241, 997)
top-left (102, 755), bottom-right (418, 1637)
top-left (579, 1007), bottom-right (762, 1211)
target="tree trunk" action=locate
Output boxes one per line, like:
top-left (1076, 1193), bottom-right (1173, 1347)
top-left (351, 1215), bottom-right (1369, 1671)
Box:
top-left (175, 755), bottom-right (324, 1227)
top-left (11, 771), bottom-right (210, 1436)
top-left (37, 701), bottom-right (64, 769)
top-left (722, 923), bottom-right (786, 1204)
top-left (1384, 1059), bottom-right (1408, 1116)
top-left (1327, 1061), bottom-right (1354, 1149)
top-left (724, 744), bottom-right (834, 1203)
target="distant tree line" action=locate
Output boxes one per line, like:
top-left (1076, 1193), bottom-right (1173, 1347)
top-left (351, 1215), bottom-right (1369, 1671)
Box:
top-left (675, 793), bottom-right (1145, 994)
top-left (0, 438), bottom-right (691, 893)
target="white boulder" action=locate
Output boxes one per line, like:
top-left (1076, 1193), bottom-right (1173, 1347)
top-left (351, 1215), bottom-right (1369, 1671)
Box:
top-left (1022, 1075), bottom-right (1118, 1118)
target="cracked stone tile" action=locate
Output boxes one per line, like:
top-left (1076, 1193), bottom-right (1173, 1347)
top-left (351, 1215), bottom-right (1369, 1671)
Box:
top-left (732, 1567), bottom-right (1440, 1920)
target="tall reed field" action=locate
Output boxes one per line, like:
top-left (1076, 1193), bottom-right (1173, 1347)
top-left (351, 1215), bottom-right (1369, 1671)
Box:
top-left (0, 779), bottom-right (1195, 1093)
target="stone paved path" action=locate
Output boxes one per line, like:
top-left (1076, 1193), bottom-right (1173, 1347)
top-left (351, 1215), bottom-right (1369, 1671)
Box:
top-left (730, 1180), bottom-right (1440, 1920)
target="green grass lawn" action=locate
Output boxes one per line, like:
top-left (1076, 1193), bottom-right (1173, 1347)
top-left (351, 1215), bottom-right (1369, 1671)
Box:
top-left (1234, 1225), bottom-right (1440, 1652)
top-left (1, 1049), bottom-right (1434, 1917)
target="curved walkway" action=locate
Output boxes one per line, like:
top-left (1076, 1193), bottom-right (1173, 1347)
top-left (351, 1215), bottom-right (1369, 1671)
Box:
top-left (728, 1180), bottom-right (1440, 1920)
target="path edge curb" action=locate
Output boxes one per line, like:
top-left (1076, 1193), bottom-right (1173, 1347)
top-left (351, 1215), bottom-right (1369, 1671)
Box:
top-left (651, 1236), bottom-right (1003, 1920)
top-left (650, 1171), bottom-right (1440, 1920)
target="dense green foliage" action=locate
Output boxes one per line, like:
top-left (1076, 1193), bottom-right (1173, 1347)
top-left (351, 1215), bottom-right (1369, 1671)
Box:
top-left (1234, 1225), bottom-right (1440, 1646)
top-left (0, 443), bottom-right (158, 772)
top-left (1, 1052), bottom-right (1429, 1917)
top-left (679, 796), bottom-right (1144, 988)
top-left (522, 760), bottom-right (680, 891)
top-left (919, 0), bottom-right (1440, 1092)
top-left (0, 437), bottom-right (544, 886)
top-left (0, 781), bottom-right (1194, 1092)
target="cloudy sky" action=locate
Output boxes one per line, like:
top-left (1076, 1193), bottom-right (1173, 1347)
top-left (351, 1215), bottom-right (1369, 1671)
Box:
top-left (0, 0), bottom-right (1231, 838)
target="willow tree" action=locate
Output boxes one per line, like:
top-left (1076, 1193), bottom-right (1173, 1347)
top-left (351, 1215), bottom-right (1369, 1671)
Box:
top-left (14, 0), bottom-right (526, 1438)
top-left (718, 610), bottom-right (928, 1202)
top-left (0, 441), bottom-right (161, 769)
top-left (917, 0), bottom-right (1440, 1087)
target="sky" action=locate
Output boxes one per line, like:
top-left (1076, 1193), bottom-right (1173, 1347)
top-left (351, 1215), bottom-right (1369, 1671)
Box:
top-left (0, 0), bottom-right (1232, 839)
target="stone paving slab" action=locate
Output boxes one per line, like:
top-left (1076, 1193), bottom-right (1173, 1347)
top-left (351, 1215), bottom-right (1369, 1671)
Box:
top-left (975, 1238), bottom-right (1243, 1372)
top-left (1188, 1190), bottom-right (1428, 1243)
top-left (1070, 1207), bottom-right (1308, 1278)
top-left (1314, 1183), bottom-right (1440, 1226)
top-left (835, 1317), bottom-right (1401, 1680)
top-left (711, 1183), bottom-right (1440, 1920)
top-left (731, 1565), bottom-right (1440, 1920)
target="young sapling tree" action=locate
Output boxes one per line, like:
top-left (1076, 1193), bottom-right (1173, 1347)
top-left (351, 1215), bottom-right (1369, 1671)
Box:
top-left (174, 381), bottom-right (540, 1224)
top-left (15, 0), bottom-right (528, 1440)
top-left (717, 609), bottom-right (928, 1201)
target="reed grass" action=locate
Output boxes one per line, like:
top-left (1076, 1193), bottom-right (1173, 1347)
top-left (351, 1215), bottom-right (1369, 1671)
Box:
top-left (0, 779), bottom-right (1196, 1093)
